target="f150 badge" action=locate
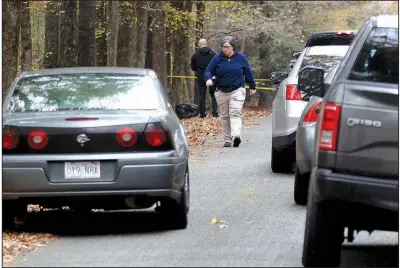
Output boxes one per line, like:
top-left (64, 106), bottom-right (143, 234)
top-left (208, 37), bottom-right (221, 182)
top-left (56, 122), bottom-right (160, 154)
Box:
top-left (347, 117), bottom-right (382, 128)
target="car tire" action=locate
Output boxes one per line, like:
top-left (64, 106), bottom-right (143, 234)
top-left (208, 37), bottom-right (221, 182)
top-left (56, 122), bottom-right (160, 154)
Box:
top-left (161, 166), bottom-right (190, 230)
top-left (294, 166), bottom-right (310, 205)
top-left (271, 145), bottom-right (293, 173)
top-left (302, 193), bottom-right (344, 267)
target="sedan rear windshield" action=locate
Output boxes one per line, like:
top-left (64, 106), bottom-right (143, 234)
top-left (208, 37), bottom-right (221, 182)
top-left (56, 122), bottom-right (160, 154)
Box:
top-left (7, 73), bottom-right (161, 113)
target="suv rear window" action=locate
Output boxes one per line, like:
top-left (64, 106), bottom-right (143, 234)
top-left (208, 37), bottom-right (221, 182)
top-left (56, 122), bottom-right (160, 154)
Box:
top-left (299, 46), bottom-right (349, 74)
top-left (349, 27), bottom-right (398, 84)
top-left (7, 73), bottom-right (161, 113)
top-left (306, 32), bottom-right (355, 47)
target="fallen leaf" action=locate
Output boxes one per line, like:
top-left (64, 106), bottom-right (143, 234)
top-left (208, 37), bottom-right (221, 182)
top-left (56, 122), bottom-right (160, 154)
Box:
top-left (211, 217), bottom-right (226, 225)
top-left (2, 230), bottom-right (59, 266)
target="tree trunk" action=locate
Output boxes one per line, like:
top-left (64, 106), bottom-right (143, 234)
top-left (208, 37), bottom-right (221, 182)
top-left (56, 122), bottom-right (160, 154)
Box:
top-left (59, 0), bottom-right (77, 67)
top-left (195, 1), bottom-right (205, 46)
top-left (183, 1), bottom-right (194, 103)
top-left (117, 1), bottom-right (137, 67)
top-left (145, 15), bottom-right (153, 69)
top-left (150, 2), bottom-right (167, 90)
top-left (20, 1), bottom-right (32, 72)
top-left (166, 26), bottom-right (173, 95)
top-left (2, 0), bottom-right (20, 98)
top-left (44, 1), bottom-right (60, 68)
top-left (96, 0), bottom-right (107, 66)
top-left (170, 0), bottom-right (185, 106)
top-left (107, 1), bottom-right (119, 67)
top-left (77, 0), bottom-right (96, 66)
top-left (136, 1), bottom-right (149, 68)
top-left (30, 7), bottom-right (46, 69)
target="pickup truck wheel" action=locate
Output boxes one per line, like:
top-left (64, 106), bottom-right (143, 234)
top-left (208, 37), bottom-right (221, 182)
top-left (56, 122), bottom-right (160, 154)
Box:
top-left (302, 193), bottom-right (344, 267)
top-left (160, 167), bottom-right (189, 230)
top-left (271, 146), bottom-right (293, 173)
top-left (294, 166), bottom-right (310, 205)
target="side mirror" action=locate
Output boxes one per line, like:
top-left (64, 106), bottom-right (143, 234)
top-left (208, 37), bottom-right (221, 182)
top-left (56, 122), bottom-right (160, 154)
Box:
top-left (292, 51), bottom-right (301, 58)
top-left (269, 71), bottom-right (288, 85)
top-left (297, 66), bottom-right (325, 100)
top-left (175, 104), bottom-right (199, 119)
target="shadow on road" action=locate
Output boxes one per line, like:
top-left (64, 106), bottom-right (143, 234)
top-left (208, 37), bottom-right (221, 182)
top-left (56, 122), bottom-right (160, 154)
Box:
top-left (341, 244), bottom-right (399, 267)
top-left (10, 210), bottom-right (399, 267)
top-left (16, 210), bottom-right (175, 236)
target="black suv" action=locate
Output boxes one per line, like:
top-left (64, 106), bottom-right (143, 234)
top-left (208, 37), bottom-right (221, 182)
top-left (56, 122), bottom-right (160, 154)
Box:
top-left (297, 15), bottom-right (399, 267)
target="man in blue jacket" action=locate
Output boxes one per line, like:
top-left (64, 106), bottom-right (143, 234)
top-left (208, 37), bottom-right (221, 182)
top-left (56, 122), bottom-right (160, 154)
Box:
top-left (205, 36), bottom-right (256, 148)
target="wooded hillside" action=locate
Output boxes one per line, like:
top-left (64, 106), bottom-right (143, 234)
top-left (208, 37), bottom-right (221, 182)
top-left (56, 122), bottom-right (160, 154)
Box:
top-left (2, 0), bottom-right (398, 106)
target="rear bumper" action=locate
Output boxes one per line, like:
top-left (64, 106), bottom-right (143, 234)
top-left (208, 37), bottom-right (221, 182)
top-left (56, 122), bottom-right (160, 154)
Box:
top-left (3, 152), bottom-right (187, 202)
top-left (272, 130), bottom-right (296, 151)
top-left (314, 168), bottom-right (399, 212)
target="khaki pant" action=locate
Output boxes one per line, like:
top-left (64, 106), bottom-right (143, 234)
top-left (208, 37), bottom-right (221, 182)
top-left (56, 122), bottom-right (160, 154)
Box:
top-left (215, 87), bottom-right (246, 141)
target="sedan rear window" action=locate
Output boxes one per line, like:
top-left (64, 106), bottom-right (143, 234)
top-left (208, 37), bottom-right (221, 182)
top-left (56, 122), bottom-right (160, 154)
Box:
top-left (7, 73), bottom-right (161, 112)
top-left (349, 27), bottom-right (398, 84)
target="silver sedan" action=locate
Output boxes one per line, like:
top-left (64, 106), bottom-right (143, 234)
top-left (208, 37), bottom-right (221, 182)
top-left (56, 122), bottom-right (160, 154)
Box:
top-left (2, 67), bottom-right (199, 230)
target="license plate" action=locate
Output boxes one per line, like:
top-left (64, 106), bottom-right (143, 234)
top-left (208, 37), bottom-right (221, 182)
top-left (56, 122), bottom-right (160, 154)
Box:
top-left (64, 161), bottom-right (101, 179)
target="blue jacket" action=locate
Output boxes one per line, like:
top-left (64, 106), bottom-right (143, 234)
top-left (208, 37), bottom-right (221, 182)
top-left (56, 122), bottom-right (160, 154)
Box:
top-left (205, 50), bottom-right (256, 93)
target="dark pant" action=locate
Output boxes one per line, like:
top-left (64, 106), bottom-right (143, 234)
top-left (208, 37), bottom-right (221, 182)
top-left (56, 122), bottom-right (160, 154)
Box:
top-left (197, 78), bottom-right (218, 116)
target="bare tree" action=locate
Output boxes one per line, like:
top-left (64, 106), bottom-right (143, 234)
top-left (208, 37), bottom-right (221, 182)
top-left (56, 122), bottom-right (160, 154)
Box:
top-left (117, 1), bottom-right (137, 67)
top-left (2, 0), bottom-right (20, 98)
top-left (44, 1), bottom-right (60, 68)
top-left (107, 1), bottom-right (119, 66)
top-left (59, 0), bottom-right (77, 67)
top-left (20, 1), bottom-right (33, 71)
top-left (77, 0), bottom-right (97, 66)
top-left (96, 0), bottom-right (108, 66)
top-left (136, 1), bottom-right (149, 68)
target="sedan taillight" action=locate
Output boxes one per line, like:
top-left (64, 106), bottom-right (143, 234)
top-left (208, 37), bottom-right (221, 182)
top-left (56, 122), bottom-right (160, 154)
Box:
top-left (3, 128), bottom-right (20, 150)
top-left (145, 124), bottom-right (167, 147)
top-left (28, 130), bottom-right (49, 150)
top-left (116, 128), bottom-right (138, 147)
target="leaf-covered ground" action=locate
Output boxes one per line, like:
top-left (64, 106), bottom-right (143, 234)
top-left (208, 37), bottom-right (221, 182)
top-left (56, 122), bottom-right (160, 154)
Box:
top-left (181, 106), bottom-right (271, 147)
top-left (2, 106), bottom-right (271, 266)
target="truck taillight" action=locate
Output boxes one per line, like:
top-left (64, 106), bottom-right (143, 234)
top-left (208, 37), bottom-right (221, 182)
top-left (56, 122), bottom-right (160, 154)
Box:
top-left (319, 103), bottom-right (341, 151)
top-left (303, 102), bottom-right (322, 123)
top-left (285, 84), bottom-right (302, 100)
top-left (335, 30), bottom-right (354, 36)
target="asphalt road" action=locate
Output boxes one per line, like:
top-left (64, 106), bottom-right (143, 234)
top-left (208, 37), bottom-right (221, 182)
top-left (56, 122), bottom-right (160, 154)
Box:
top-left (12, 115), bottom-right (398, 267)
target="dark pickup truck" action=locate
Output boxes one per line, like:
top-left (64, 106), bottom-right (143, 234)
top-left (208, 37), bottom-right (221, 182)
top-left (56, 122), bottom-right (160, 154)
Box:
top-left (297, 15), bottom-right (399, 267)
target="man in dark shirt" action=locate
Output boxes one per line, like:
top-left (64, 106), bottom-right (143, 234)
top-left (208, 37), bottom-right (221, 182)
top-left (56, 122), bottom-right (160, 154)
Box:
top-left (190, 39), bottom-right (218, 118)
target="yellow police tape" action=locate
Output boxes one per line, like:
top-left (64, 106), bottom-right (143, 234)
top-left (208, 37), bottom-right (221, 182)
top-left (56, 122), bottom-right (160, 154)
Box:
top-left (167, 75), bottom-right (274, 91)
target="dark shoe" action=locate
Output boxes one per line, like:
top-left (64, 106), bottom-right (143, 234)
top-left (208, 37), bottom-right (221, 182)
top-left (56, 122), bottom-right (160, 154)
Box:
top-left (212, 113), bottom-right (219, 118)
top-left (199, 113), bottom-right (207, 118)
top-left (233, 137), bottom-right (241, 147)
